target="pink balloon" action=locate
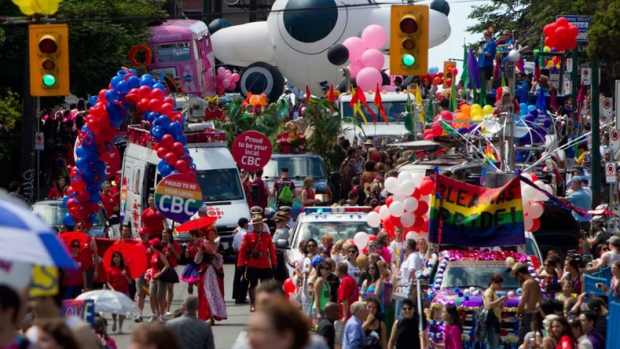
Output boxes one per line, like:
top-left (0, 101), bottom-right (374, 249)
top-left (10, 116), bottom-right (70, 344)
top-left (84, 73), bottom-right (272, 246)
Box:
top-left (229, 82), bottom-right (236, 90)
top-left (349, 60), bottom-right (363, 78)
top-left (342, 37), bottom-right (366, 62)
top-left (361, 24), bottom-right (387, 50)
top-left (222, 79), bottom-right (231, 88)
top-left (356, 67), bottom-right (382, 92)
top-left (216, 74), bottom-right (224, 82)
top-left (231, 73), bottom-right (240, 83)
top-left (361, 49), bottom-right (385, 70)
top-left (217, 67), bottom-right (226, 75)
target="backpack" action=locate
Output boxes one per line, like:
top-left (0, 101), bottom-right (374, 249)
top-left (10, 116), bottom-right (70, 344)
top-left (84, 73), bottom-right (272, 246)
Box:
top-left (278, 184), bottom-right (293, 203)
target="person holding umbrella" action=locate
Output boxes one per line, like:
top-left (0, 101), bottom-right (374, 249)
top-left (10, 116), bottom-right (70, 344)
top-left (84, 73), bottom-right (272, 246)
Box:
top-left (107, 251), bottom-right (132, 334)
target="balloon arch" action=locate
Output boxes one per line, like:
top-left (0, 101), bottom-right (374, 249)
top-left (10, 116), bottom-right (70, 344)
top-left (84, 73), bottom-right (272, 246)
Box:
top-left (64, 67), bottom-right (196, 228)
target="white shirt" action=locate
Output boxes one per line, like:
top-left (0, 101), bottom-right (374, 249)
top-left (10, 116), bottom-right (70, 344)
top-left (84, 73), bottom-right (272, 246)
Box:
top-left (233, 227), bottom-right (247, 251)
top-left (399, 253), bottom-right (422, 285)
top-left (346, 260), bottom-right (360, 280)
top-left (389, 240), bottom-right (405, 266)
top-left (577, 335), bottom-right (593, 349)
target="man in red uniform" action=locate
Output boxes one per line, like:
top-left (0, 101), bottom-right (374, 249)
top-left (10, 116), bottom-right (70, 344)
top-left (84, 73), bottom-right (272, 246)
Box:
top-left (141, 194), bottom-right (169, 239)
top-left (134, 227), bottom-right (152, 323)
top-left (237, 215), bottom-right (277, 312)
top-left (101, 181), bottom-right (119, 217)
top-left (204, 96), bottom-right (225, 122)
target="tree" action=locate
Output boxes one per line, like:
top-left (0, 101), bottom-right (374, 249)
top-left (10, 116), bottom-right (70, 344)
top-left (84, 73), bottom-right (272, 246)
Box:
top-left (303, 99), bottom-right (345, 173)
top-left (586, 0), bottom-right (620, 79)
top-left (0, 0), bottom-right (166, 104)
top-left (215, 98), bottom-right (281, 147)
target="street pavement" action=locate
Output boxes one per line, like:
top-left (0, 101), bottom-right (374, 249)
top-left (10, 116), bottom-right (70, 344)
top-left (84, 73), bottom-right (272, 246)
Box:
top-left (109, 263), bottom-right (250, 348)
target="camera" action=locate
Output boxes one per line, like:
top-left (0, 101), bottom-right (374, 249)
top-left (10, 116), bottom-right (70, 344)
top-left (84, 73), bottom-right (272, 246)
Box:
top-left (566, 250), bottom-right (593, 268)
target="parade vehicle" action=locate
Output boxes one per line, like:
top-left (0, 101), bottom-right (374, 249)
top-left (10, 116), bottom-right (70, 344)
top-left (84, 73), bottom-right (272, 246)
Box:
top-left (120, 123), bottom-right (251, 252)
top-left (532, 201), bottom-right (582, 258)
top-left (397, 155), bottom-right (483, 186)
top-left (425, 249), bottom-right (541, 346)
top-left (31, 199), bottom-right (115, 238)
top-left (339, 91), bottom-right (417, 148)
top-left (280, 206), bottom-right (379, 276)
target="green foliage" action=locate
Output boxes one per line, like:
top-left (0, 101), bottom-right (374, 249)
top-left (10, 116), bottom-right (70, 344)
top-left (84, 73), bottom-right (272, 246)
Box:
top-left (0, 89), bottom-right (22, 186)
top-left (303, 99), bottom-right (345, 173)
top-left (0, 0), bottom-right (166, 104)
top-left (587, 0), bottom-right (620, 78)
top-left (0, 89), bottom-right (22, 129)
top-left (215, 98), bottom-right (282, 147)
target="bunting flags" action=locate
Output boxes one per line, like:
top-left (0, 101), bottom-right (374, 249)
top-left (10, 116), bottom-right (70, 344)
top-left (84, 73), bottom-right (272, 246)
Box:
top-left (374, 85), bottom-right (388, 124)
top-left (467, 49), bottom-right (481, 90)
top-left (479, 69), bottom-right (487, 106)
top-left (520, 83), bottom-right (529, 104)
top-left (535, 86), bottom-right (547, 115)
top-left (426, 92), bottom-right (434, 122)
top-left (449, 78), bottom-right (457, 112)
top-left (534, 55), bottom-right (541, 82)
top-left (549, 89), bottom-right (558, 112)
top-left (357, 87), bottom-right (376, 124)
top-left (350, 86), bottom-right (368, 125)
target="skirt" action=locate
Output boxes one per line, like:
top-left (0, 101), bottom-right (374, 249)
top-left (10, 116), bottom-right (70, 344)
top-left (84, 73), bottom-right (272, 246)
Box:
top-left (180, 262), bottom-right (201, 284)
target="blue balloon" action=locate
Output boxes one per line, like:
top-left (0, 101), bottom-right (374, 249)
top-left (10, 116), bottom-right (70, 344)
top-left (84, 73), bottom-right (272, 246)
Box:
top-left (90, 193), bottom-right (102, 203)
top-left (89, 213), bottom-right (97, 223)
top-left (88, 96), bottom-right (98, 106)
top-left (82, 170), bottom-right (96, 184)
top-left (157, 159), bottom-right (168, 172)
top-left (168, 121), bottom-right (182, 135)
top-left (152, 126), bottom-right (164, 141)
top-left (139, 75), bottom-right (154, 88)
top-left (528, 105), bottom-right (536, 112)
top-left (110, 75), bottom-right (123, 88)
top-left (530, 109), bottom-right (539, 117)
top-left (127, 76), bottom-right (140, 89)
top-left (130, 69), bottom-right (138, 76)
top-left (63, 195), bottom-right (72, 206)
top-left (154, 115), bottom-right (171, 129)
top-left (153, 83), bottom-right (166, 91)
top-left (178, 134), bottom-right (188, 145)
top-left (116, 81), bottom-right (130, 95)
top-left (105, 89), bottom-right (120, 102)
top-left (160, 164), bottom-right (172, 177)
top-left (75, 157), bottom-right (89, 171)
top-left (106, 102), bottom-right (124, 119)
top-left (117, 69), bottom-right (129, 77)
top-left (519, 103), bottom-right (528, 115)
top-left (63, 213), bottom-right (76, 227)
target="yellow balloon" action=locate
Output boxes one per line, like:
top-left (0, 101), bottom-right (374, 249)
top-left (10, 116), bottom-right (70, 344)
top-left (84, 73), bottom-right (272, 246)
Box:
top-left (470, 109), bottom-right (482, 117)
top-left (472, 115), bottom-right (484, 122)
top-left (482, 105), bottom-right (494, 115)
top-left (546, 61), bottom-right (554, 68)
top-left (543, 46), bottom-right (551, 52)
top-left (471, 104), bottom-right (482, 111)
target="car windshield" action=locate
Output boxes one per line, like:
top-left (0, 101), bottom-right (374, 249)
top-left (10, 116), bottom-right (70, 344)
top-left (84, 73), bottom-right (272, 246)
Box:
top-left (155, 42), bottom-right (191, 62)
top-left (292, 221), bottom-right (378, 249)
top-left (32, 202), bottom-right (104, 229)
top-left (440, 261), bottom-right (521, 290)
top-left (196, 169), bottom-right (245, 202)
top-left (263, 157), bottom-right (326, 180)
top-left (342, 101), bottom-right (408, 123)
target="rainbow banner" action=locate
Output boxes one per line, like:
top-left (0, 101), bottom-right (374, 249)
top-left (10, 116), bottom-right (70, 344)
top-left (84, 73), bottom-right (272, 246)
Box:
top-left (429, 174), bottom-right (525, 247)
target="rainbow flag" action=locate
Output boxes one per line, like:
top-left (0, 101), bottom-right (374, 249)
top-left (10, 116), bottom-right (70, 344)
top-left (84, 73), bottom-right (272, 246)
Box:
top-left (484, 141), bottom-right (498, 162)
top-left (429, 174), bottom-right (525, 247)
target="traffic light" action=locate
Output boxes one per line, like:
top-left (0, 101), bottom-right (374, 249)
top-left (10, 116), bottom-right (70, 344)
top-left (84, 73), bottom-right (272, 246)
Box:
top-left (443, 61), bottom-right (457, 89)
top-left (390, 4), bottom-right (429, 76)
top-left (29, 24), bottom-right (69, 96)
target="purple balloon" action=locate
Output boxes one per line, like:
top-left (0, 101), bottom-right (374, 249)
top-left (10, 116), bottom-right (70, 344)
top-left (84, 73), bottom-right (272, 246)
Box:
top-left (458, 127), bottom-right (468, 133)
top-left (530, 109), bottom-right (539, 117)
top-left (525, 114), bottom-right (535, 123)
top-left (543, 119), bottom-right (551, 128)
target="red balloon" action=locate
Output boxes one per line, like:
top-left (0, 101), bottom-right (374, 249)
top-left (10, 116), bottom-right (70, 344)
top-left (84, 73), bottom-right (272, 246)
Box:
top-left (156, 147), bottom-right (168, 159)
top-left (98, 89), bottom-right (108, 104)
top-left (433, 77), bottom-right (441, 86)
top-left (423, 218), bottom-right (430, 231)
top-left (174, 160), bottom-right (188, 173)
top-left (66, 186), bottom-right (75, 196)
top-left (374, 205), bottom-right (381, 213)
top-left (567, 25), bottom-right (579, 39)
top-left (151, 88), bottom-right (164, 101)
top-left (161, 134), bottom-right (174, 148)
top-left (543, 24), bottom-right (556, 37)
top-left (414, 200), bottom-right (429, 216)
top-left (554, 27), bottom-right (569, 40)
top-left (451, 68), bottom-right (458, 76)
top-left (171, 142), bottom-right (185, 157)
top-left (382, 217), bottom-right (394, 231)
top-left (87, 202), bottom-right (101, 213)
top-left (431, 122), bottom-right (443, 137)
top-left (160, 103), bottom-right (174, 116)
top-left (71, 179), bottom-right (86, 191)
top-left (413, 215), bottom-right (425, 228)
top-left (386, 195), bottom-right (394, 207)
top-left (137, 98), bottom-right (150, 112)
top-left (283, 278), bottom-right (296, 294)
top-left (164, 152), bottom-right (178, 166)
top-left (389, 215), bottom-right (402, 227)
top-left (531, 218), bottom-right (541, 232)
top-left (419, 179), bottom-right (434, 196)
top-left (544, 36), bottom-right (557, 49)
top-left (69, 167), bottom-right (77, 179)
top-left (446, 78), bottom-right (452, 88)
top-left (440, 110), bottom-right (453, 120)
top-left (66, 198), bottom-right (77, 209)
top-left (412, 188), bottom-right (421, 199)
top-left (148, 99), bottom-right (163, 112)
top-left (138, 85), bottom-right (152, 99)
top-left (163, 97), bottom-right (175, 105)
top-left (566, 38), bottom-right (577, 50)
top-left (437, 72), bottom-right (444, 78)
top-left (556, 17), bottom-right (569, 28)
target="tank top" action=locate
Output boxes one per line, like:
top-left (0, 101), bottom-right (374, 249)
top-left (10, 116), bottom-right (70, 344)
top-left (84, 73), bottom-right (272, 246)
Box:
top-left (395, 318), bottom-right (421, 349)
top-left (609, 251), bottom-right (620, 264)
top-left (302, 188), bottom-right (316, 211)
top-left (364, 320), bottom-right (382, 349)
top-left (311, 279), bottom-right (331, 312)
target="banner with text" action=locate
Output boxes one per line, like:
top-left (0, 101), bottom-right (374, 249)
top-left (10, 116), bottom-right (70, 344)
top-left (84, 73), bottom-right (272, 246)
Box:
top-left (429, 175), bottom-right (525, 247)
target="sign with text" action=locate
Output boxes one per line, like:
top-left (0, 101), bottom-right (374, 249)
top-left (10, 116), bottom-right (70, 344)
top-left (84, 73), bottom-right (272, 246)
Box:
top-left (105, 145), bottom-right (121, 180)
top-left (61, 299), bottom-right (95, 326)
top-left (558, 15), bottom-right (591, 42)
top-left (29, 265), bottom-right (59, 297)
top-left (606, 162), bottom-right (617, 184)
top-left (429, 175), bottom-right (525, 247)
top-left (231, 131), bottom-right (273, 171)
top-left (155, 173), bottom-right (203, 223)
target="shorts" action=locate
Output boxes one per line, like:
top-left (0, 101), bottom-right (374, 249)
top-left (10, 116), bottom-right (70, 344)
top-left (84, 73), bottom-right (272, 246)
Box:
top-left (135, 275), bottom-right (147, 297)
top-left (502, 60), bottom-right (515, 76)
top-left (245, 267), bottom-right (273, 288)
top-left (84, 268), bottom-right (94, 290)
top-left (482, 66), bottom-right (493, 80)
top-left (149, 279), bottom-right (167, 298)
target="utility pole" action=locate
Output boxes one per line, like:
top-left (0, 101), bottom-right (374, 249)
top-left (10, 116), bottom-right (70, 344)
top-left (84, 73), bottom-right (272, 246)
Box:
top-left (590, 60), bottom-right (600, 207)
top-left (20, 44), bottom-right (37, 204)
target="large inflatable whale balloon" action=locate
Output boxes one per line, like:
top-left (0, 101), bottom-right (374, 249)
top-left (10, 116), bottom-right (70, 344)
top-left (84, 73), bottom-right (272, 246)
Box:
top-left (211, 0), bottom-right (451, 100)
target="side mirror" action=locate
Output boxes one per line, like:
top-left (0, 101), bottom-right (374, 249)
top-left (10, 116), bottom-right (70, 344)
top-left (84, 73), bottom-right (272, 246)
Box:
top-left (330, 172), bottom-right (341, 182)
top-left (275, 239), bottom-right (290, 250)
top-left (108, 215), bottom-right (120, 225)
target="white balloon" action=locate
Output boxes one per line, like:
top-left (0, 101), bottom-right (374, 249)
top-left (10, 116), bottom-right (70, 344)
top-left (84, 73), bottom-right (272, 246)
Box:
top-left (411, 173), bottom-right (425, 187)
top-left (397, 172), bottom-right (413, 185)
top-left (384, 177), bottom-right (400, 193)
top-left (406, 232), bottom-right (421, 241)
top-left (524, 215), bottom-right (534, 231)
top-left (392, 194), bottom-right (406, 203)
top-left (403, 197), bottom-right (419, 212)
top-left (389, 202), bottom-right (405, 217)
top-left (353, 232), bottom-right (369, 251)
top-left (379, 205), bottom-right (391, 220)
top-left (400, 180), bottom-right (416, 196)
top-left (528, 202), bottom-right (544, 219)
top-left (401, 212), bottom-right (415, 227)
top-left (543, 184), bottom-right (554, 195)
top-left (367, 212), bottom-right (382, 227)
top-left (521, 185), bottom-right (537, 201)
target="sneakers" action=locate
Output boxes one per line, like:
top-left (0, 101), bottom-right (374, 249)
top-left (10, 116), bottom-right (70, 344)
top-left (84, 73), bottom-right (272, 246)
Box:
top-left (134, 316), bottom-right (143, 323)
top-left (117, 328), bottom-right (124, 335)
top-left (111, 322), bottom-right (117, 332)
top-left (148, 316), bottom-right (158, 323)
top-left (158, 316), bottom-right (166, 322)
top-left (164, 312), bottom-right (173, 317)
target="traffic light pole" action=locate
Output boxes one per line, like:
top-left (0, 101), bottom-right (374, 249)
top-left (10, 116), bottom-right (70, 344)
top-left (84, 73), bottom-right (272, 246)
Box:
top-left (20, 43), bottom-right (38, 204)
top-left (590, 60), bottom-right (600, 208)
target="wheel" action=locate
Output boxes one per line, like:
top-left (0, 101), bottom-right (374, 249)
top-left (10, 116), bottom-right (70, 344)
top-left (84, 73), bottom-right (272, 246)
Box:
top-left (239, 62), bottom-right (285, 104)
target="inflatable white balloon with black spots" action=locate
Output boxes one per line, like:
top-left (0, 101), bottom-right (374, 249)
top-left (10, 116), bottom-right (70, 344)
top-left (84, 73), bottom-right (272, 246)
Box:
top-left (211, 0), bottom-right (451, 99)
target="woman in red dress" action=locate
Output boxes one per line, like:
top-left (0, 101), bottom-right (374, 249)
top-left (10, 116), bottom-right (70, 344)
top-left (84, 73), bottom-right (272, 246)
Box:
top-left (197, 225), bottom-right (227, 325)
top-left (301, 176), bottom-right (320, 211)
top-left (107, 251), bottom-right (131, 334)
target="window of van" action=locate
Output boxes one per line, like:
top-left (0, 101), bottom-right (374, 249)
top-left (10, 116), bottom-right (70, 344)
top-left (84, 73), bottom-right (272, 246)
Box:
top-left (342, 101), bottom-right (409, 123)
top-left (263, 157), bottom-right (326, 180)
top-left (196, 169), bottom-right (244, 202)
top-left (156, 42), bottom-right (191, 63)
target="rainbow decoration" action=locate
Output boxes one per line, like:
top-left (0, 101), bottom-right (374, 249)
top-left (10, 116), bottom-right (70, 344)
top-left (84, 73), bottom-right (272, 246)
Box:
top-left (429, 174), bottom-right (525, 247)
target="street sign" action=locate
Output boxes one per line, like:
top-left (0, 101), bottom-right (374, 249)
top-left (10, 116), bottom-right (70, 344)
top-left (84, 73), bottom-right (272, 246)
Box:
top-left (601, 97), bottom-right (613, 118)
top-left (611, 129), bottom-right (620, 151)
top-left (154, 173), bottom-right (203, 223)
top-left (35, 132), bottom-right (44, 151)
top-left (231, 131), bottom-right (272, 172)
top-left (558, 15), bottom-right (591, 42)
top-left (606, 162), bottom-right (616, 184)
top-left (582, 68), bottom-right (591, 86)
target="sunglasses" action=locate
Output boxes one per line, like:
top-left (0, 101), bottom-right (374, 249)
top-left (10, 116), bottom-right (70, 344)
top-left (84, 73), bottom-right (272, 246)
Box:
top-left (71, 245), bottom-right (80, 248)
top-left (307, 244), bottom-right (317, 248)
top-left (368, 244), bottom-right (376, 248)
top-left (402, 307), bottom-right (413, 311)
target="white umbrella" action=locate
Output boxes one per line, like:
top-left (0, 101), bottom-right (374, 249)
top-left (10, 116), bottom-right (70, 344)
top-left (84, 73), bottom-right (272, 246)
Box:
top-left (0, 197), bottom-right (77, 269)
top-left (76, 289), bottom-right (139, 315)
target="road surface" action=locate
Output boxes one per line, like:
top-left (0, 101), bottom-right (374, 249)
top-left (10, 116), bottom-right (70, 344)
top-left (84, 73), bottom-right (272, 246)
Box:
top-left (109, 263), bottom-right (250, 348)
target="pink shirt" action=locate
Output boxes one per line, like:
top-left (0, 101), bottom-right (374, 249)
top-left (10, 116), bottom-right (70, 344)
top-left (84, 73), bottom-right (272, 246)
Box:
top-left (443, 324), bottom-right (464, 349)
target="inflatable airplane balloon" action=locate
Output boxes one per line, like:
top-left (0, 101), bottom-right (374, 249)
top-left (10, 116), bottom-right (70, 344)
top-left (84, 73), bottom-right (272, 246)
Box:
top-left (211, 0), bottom-right (451, 100)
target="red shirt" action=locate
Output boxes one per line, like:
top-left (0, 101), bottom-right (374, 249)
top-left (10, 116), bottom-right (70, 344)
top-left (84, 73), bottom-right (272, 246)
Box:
top-left (47, 187), bottom-right (65, 199)
top-left (237, 231), bottom-right (277, 269)
top-left (63, 258), bottom-right (84, 287)
top-left (141, 208), bottom-right (165, 237)
top-left (338, 275), bottom-right (359, 320)
top-left (204, 107), bottom-right (224, 122)
top-left (101, 192), bottom-right (118, 216)
top-left (93, 258), bottom-right (108, 284)
top-left (108, 266), bottom-right (130, 293)
top-left (150, 252), bottom-right (165, 278)
top-left (78, 236), bottom-right (95, 270)
top-left (136, 241), bottom-right (153, 267)
top-left (162, 241), bottom-right (182, 267)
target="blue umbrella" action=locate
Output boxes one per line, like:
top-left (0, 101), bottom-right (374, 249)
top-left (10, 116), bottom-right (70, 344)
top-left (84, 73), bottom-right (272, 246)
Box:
top-left (535, 87), bottom-right (547, 116)
top-left (0, 198), bottom-right (78, 269)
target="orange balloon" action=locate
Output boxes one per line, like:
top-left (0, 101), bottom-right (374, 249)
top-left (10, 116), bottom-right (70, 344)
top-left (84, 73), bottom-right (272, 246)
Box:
top-left (433, 77), bottom-right (441, 86)
top-left (460, 105), bottom-right (471, 116)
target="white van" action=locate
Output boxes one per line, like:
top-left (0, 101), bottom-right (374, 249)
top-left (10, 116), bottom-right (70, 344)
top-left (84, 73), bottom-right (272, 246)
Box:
top-left (339, 90), bottom-right (419, 148)
top-left (120, 123), bottom-right (250, 252)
